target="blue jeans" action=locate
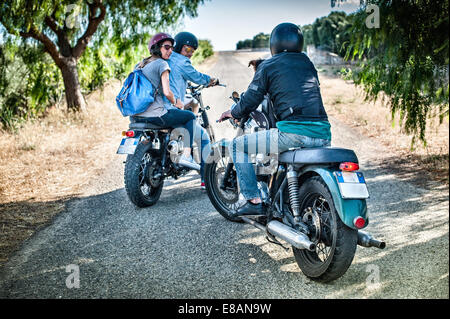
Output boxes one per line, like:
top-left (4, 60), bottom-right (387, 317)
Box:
top-left (229, 129), bottom-right (331, 200)
top-left (193, 123), bottom-right (211, 180)
top-left (131, 109), bottom-right (196, 148)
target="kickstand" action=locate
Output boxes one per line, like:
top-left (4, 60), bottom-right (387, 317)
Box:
top-left (266, 233), bottom-right (290, 252)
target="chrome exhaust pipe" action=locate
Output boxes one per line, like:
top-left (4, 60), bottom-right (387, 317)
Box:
top-left (267, 220), bottom-right (316, 251)
top-left (357, 231), bottom-right (386, 249)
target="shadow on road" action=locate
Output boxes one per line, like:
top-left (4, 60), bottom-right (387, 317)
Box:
top-left (1, 166), bottom-right (448, 298)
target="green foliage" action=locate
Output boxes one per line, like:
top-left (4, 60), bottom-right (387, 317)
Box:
top-left (0, 41), bottom-right (64, 129)
top-left (302, 11), bottom-right (353, 56)
top-left (0, 0), bottom-right (206, 128)
top-left (191, 39), bottom-right (214, 66)
top-left (344, 0), bottom-right (449, 144)
top-left (236, 32), bottom-right (270, 50)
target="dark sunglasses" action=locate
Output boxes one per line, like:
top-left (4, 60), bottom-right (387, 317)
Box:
top-left (162, 44), bottom-right (174, 51)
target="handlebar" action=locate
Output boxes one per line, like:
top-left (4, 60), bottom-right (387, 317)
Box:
top-left (187, 80), bottom-right (226, 93)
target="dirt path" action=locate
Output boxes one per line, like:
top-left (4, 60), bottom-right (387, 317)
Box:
top-left (0, 51), bottom-right (448, 298)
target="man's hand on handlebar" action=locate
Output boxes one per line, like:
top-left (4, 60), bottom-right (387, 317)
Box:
top-left (217, 109), bottom-right (233, 123)
top-left (207, 78), bottom-right (219, 87)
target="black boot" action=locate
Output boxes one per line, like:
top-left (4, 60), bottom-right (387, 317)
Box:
top-left (233, 201), bottom-right (265, 217)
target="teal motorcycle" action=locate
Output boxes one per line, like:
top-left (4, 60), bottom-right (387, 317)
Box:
top-left (204, 92), bottom-right (385, 283)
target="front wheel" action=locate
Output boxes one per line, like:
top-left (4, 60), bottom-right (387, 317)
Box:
top-left (124, 142), bottom-right (164, 208)
top-left (293, 176), bottom-right (358, 283)
top-left (204, 150), bottom-right (244, 222)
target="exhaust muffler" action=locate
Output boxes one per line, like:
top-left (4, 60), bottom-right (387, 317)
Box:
top-left (357, 230), bottom-right (386, 249)
top-left (266, 220), bottom-right (316, 251)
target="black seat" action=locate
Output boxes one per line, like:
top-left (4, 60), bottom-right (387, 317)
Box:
top-left (128, 122), bottom-right (171, 130)
top-left (279, 147), bottom-right (358, 164)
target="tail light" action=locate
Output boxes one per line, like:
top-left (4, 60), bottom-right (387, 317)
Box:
top-left (353, 216), bottom-right (366, 229)
top-left (340, 162), bottom-right (359, 171)
top-left (122, 130), bottom-right (135, 138)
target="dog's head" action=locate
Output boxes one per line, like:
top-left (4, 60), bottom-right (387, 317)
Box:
top-left (248, 59), bottom-right (264, 72)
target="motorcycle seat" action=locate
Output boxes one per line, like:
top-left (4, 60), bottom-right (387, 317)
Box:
top-left (128, 122), bottom-right (171, 130)
top-left (279, 147), bottom-right (358, 164)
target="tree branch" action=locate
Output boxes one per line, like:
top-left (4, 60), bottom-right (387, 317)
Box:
top-left (72, 1), bottom-right (106, 59)
top-left (44, 15), bottom-right (61, 35)
top-left (20, 24), bottom-right (63, 67)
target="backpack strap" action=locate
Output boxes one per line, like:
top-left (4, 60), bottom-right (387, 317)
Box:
top-left (137, 57), bottom-right (160, 99)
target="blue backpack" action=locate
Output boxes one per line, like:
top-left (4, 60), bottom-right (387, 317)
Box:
top-left (116, 62), bottom-right (157, 117)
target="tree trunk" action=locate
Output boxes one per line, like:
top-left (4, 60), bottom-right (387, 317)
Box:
top-left (60, 57), bottom-right (86, 112)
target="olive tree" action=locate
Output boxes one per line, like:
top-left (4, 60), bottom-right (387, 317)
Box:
top-left (0, 0), bottom-right (204, 111)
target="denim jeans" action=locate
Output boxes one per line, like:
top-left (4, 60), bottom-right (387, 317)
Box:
top-left (131, 109), bottom-right (196, 148)
top-left (193, 122), bottom-right (211, 180)
top-left (229, 128), bottom-right (331, 200)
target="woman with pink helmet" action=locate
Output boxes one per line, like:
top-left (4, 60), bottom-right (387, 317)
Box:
top-left (131, 32), bottom-right (200, 171)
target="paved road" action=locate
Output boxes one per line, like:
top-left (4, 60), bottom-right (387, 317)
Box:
top-left (0, 51), bottom-right (448, 298)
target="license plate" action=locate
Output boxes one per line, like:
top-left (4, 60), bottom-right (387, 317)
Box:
top-left (334, 171), bottom-right (369, 199)
top-left (117, 138), bottom-right (139, 154)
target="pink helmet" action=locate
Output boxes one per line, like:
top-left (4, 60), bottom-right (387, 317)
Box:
top-left (148, 32), bottom-right (174, 52)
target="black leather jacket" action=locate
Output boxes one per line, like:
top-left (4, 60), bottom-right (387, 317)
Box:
top-left (231, 52), bottom-right (328, 122)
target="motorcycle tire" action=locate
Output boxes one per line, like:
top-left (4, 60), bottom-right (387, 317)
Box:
top-left (204, 152), bottom-right (243, 223)
top-left (293, 176), bottom-right (358, 283)
top-left (124, 141), bottom-right (164, 208)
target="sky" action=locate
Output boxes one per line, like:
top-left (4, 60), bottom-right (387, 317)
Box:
top-left (181, 0), bottom-right (361, 51)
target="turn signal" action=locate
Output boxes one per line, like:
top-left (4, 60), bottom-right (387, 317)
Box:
top-left (340, 162), bottom-right (359, 171)
top-left (353, 216), bottom-right (366, 229)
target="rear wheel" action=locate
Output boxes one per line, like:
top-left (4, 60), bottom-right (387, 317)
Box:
top-left (204, 151), bottom-right (244, 222)
top-left (293, 176), bottom-right (357, 283)
top-left (124, 142), bottom-right (164, 208)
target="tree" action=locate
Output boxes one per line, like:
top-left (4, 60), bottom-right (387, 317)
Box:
top-left (302, 11), bottom-right (352, 56)
top-left (0, 0), bottom-right (204, 111)
top-left (342, 0), bottom-right (449, 144)
top-left (252, 33), bottom-right (269, 49)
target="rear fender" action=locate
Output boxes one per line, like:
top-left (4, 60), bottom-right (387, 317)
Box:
top-left (298, 166), bottom-right (369, 230)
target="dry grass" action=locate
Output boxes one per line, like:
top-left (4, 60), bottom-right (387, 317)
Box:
top-left (318, 64), bottom-right (449, 187)
top-left (0, 79), bottom-right (128, 267)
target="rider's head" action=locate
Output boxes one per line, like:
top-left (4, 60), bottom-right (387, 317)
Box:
top-left (174, 32), bottom-right (199, 59)
top-left (269, 23), bottom-right (304, 56)
top-left (148, 32), bottom-right (175, 60)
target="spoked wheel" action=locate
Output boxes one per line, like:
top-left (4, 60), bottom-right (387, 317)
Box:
top-left (204, 151), bottom-right (245, 222)
top-left (293, 176), bottom-right (357, 283)
top-left (124, 142), bottom-right (164, 208)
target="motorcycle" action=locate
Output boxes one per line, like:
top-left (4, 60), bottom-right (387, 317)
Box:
top-left (117, 81), bottom-right (225, 208)
top-left (204, 91), bottom-right (385, 283)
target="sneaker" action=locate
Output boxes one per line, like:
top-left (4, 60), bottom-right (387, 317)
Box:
top-left (178, 154), bottom-right (201, 171)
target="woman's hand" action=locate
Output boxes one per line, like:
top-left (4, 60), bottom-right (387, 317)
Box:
top-left (175, 99), bottom-right (184, 109)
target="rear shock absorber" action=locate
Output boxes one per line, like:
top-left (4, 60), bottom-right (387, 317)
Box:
top-left (286, 165), bottom-right (309, 234)
top-left (287, 165), bottom-right (300, 218)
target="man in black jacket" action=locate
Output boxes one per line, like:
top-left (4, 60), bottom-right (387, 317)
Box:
top-left (218, 23), bottom-right (332, 216)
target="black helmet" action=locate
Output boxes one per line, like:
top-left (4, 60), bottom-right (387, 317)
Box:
top-left (174, 32), bottom-right (199, 53)
top-left (269, 23), bottom-right (304, 56)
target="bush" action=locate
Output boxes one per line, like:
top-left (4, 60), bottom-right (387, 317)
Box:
top-left (191, 39), bottom-right (214, 65)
